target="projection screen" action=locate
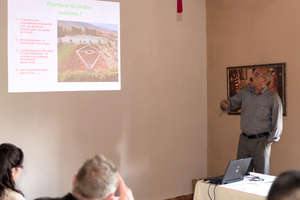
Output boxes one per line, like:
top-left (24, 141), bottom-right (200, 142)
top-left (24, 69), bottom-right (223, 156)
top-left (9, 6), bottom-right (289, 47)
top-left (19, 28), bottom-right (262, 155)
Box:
top-left (8, 0), bottom-right (120, 92)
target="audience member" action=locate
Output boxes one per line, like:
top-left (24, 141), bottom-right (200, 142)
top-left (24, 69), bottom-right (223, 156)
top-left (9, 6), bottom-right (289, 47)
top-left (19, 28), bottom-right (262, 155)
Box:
top-left (268, 170), bottom-right (300, 200)
top-left (36, 154), bottom-right (134, 200)
top-left (0, 143), bottom-right (25, 200)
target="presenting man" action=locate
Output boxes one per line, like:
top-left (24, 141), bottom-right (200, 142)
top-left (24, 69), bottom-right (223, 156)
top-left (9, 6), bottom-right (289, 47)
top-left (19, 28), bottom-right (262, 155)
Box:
top-left (35, 154), bottom-right (134, 200)
top-left (220, 67), bottom-right (283, 174)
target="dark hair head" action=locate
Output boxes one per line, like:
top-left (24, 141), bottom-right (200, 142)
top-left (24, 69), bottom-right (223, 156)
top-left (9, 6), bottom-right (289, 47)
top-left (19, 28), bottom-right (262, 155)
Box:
top-left (268, 170), bottom-right (300, 200)
top-left (0, 143), bottom-right (24, 197)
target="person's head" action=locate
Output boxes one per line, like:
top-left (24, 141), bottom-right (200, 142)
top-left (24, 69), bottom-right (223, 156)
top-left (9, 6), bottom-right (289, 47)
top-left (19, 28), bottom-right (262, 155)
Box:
top-left (0, 143), bottom-right (24, 197)
top-left (251, 67), bottom-right (272, 92)
top-left (72, 155), bottom-right (118, 200)
top-left (268, 170), bottom-right (300, 200)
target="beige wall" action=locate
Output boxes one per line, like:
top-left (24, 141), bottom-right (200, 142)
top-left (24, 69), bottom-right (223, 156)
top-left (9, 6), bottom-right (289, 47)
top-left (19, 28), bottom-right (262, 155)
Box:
top-left (207, 0), bottom-right (299, 176)
top-left (0, 0), bottom-right (207, 200)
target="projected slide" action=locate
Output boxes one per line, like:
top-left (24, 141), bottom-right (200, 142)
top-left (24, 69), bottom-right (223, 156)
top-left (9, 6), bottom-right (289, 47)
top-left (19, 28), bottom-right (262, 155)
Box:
top-left (8, 0), bottom-right (120, 92)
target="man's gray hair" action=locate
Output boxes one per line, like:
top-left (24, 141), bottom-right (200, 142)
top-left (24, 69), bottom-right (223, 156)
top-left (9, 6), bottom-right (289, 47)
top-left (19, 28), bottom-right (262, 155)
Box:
top-left (253, 67), bottom-right (273, 85)
top-left (73, 155), bottom-right (118, 200)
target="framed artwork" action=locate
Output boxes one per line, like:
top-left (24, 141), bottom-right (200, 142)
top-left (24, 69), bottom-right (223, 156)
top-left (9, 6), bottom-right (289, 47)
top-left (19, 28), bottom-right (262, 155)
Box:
top-left (226, 63), bottom-right (286, 115)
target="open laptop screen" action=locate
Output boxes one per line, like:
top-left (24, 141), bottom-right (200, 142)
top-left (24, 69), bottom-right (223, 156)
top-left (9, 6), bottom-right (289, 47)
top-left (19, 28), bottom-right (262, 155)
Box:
top-left (205, 157), bottom-right (252, 184)
top-left (221, 157), bottom-right (252, 184)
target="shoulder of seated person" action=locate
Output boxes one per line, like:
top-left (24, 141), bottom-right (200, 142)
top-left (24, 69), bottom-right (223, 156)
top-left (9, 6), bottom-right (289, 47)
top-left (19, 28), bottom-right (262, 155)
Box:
top-left (4, 189), bottom-right (25, 200)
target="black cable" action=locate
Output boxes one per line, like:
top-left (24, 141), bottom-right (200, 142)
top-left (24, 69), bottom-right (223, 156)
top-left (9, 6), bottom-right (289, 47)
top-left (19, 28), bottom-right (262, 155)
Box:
top-left (249, 176), bottom-right (264, 182)
top-left (207, 183), bottom-right (213, 200)
top-left (207, 183), bottom-right (218, 200)
top-left (213, 184), bottom-right (217, 200)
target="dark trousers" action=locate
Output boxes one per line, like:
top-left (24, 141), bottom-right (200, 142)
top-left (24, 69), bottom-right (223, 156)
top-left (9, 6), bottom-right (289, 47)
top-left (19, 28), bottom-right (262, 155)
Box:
top-left (237, 133), bottom-right (271, 174)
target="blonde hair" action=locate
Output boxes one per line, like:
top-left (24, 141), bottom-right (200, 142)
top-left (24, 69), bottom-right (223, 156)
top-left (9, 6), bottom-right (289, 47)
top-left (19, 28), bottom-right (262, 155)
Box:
top-left (73, 155), bottom-right (118, 200)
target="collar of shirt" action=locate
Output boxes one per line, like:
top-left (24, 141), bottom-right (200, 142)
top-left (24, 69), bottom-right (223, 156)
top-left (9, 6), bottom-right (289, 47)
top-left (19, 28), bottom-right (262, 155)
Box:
top-left (249, 86), bottom-right (268, 95)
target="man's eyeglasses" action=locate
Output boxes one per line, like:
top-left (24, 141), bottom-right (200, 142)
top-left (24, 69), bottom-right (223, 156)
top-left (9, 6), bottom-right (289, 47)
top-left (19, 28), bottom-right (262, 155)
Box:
top-left (254, 71), bottom-right (267, 79)
top-left (254, 72), bottom-right (263, 77)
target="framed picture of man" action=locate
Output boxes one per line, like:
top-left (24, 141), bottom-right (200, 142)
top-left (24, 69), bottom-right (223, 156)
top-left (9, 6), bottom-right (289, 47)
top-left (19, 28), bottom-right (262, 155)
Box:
top-left (226, 63), bottom-right (286, 115)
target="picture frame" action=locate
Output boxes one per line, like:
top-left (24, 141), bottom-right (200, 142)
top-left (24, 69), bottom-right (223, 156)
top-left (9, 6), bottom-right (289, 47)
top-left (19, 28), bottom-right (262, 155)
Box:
top-left (226, 63), bottom-right (286, 115)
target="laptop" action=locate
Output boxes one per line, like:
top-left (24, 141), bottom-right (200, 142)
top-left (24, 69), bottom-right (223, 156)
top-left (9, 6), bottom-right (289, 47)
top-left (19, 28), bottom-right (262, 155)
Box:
top-left (205, 157), bottom-right (252, 184)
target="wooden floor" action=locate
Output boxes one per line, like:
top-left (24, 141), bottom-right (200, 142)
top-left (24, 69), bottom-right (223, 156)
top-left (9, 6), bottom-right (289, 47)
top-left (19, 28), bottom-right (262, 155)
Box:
top-left (165, 194), bottom-right (193, 200)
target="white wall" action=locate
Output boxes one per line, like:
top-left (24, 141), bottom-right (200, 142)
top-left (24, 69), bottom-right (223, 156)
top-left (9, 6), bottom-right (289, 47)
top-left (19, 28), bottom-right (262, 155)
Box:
top-left (0, 0), bottom-right (207, 199)
top-left (207, 0), bottom-right (299, 176)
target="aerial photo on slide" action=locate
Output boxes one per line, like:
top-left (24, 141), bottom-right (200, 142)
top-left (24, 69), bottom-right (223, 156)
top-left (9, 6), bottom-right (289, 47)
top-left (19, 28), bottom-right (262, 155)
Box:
top-left (57, 20), bottom-right (119, 82)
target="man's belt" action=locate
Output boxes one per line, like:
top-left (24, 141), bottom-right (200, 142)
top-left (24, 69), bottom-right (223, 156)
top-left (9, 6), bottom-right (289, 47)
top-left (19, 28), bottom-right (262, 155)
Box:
top-left (242, 132), bottom-right (269, 139)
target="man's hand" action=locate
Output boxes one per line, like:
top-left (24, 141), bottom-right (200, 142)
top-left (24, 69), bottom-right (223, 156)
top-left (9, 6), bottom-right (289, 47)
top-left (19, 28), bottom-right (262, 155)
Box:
top-left (268, 142), bottom-right (273, 146)
top-left (220, 99), bottom-right (230, 111)
top-left (118, 174), bottom-right (134, 200)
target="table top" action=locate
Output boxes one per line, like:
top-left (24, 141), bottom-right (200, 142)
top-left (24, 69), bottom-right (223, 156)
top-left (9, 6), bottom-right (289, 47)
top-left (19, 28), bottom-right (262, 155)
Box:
top-left (221, 172), bottom-right (276, 197)
top-left (194, 172), bottom-right (276, 200)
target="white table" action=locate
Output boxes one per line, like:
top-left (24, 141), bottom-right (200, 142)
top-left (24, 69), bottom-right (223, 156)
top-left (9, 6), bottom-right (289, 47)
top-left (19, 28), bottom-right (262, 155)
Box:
top-left (193, 172), bottom-right (276, 200)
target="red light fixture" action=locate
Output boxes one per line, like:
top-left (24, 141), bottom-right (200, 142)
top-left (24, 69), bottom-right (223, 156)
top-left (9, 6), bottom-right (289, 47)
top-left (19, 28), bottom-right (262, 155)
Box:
top-left (177, 0), bottom-right (183, 13)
